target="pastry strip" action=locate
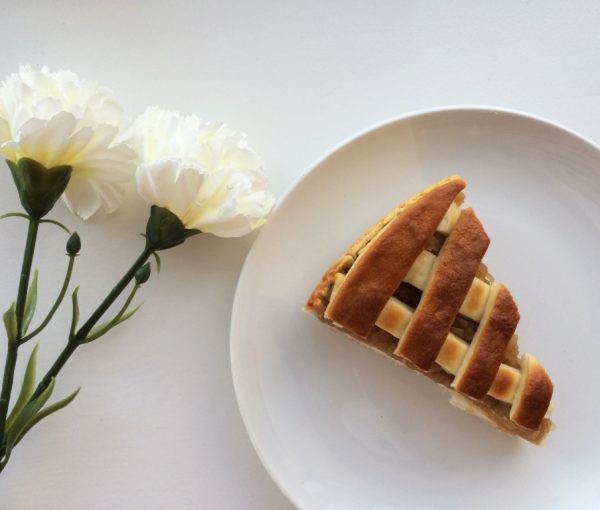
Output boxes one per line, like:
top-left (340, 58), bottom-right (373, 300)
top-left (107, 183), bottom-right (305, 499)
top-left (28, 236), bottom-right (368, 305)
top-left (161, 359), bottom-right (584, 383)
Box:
top-left (395, 209), bottom-right (490, 369)
top-left (510, 354), bottom-right (553, 430)
top-left (452, 283), bottom-right (520, 399)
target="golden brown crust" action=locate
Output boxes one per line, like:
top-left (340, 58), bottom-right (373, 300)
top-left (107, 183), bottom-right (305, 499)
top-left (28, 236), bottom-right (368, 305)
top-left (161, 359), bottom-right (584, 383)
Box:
top-left (304, 176), bottom-right (465, 319)
top-left (325, 177), bottom-right (466, 338)
top-left (395, 209), bottom-right (490, 369)
top-left (488, 364), bottom-right (520, 403)
top-left (435, 333), bottom-right (467, 374)
top-left (503, 334), bottom-right (520, 366)
top-left (373, 297), bottom-right (412, 337)
top-left (459, 277), bottom-right (490, 321)
top-left (510, 355), bottom-right (554, 430)
top-left (304, 254), bottom-right (353, 317)
top-left (453, 285), bottom-right (520, 399)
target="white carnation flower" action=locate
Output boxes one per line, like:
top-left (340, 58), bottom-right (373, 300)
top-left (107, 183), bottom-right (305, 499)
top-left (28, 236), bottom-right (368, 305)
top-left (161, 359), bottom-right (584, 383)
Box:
top-left (0, 65), bottom-right (137, 219)
top-left (134, 107), bottom-right (274, 238)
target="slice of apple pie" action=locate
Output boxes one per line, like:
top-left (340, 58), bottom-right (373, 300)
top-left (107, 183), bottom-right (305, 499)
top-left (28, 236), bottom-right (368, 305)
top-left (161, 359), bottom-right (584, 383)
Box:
top-left (304, 176), bottom-right (554, 444)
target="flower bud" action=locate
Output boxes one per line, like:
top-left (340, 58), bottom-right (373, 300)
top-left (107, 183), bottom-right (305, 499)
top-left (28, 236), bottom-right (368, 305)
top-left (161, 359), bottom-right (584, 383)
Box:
top-left (135, 263), bottom-right (151, 285)
top-left (66, 232), bottom-right (81, 255)
top-left (7, 158), bottom-right (72, 219)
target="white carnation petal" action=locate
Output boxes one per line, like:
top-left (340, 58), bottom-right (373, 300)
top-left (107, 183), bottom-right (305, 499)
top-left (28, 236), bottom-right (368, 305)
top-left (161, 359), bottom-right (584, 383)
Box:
top-left (136, 162), bottom-right (168, 207)
top-left (0, 117), bottom-right (10, 141)
top-left (199, 214), bottom-right (254, 238)
top-left (31, 96), bottom-right (60, 120)
top-left (62, 176), bottom-right (103, 220)
top-left (136, 159), bottom-right (188, 213)
top-left (172, 167), bottom-right (207, 224)
top-left (80, 123), bottom-right (119, 154)
top-left (147, 160), bottom-right (181, 208)
top-left (19, 112), bottom-right (80, 167)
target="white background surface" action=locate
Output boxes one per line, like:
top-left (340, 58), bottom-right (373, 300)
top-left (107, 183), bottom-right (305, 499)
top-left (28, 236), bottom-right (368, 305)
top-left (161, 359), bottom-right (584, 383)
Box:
top-left (1, 1), bottom-right (600, 508)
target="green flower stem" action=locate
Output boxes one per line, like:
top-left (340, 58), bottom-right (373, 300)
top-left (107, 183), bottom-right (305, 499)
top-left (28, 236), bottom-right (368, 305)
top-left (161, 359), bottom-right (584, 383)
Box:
top-left (0, 218), bottom-right (40, 454)
top-left (16, 219), bottom-right (40, 338)
top-left (0, 346), bottom-right (18, 456)
top-left (29, 245), bottom-right (153, 401)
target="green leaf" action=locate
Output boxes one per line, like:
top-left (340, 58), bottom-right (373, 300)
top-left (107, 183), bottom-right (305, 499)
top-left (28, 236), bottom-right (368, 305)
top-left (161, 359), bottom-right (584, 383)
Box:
top-left (83, 303), bottom-right (142, 343)
top-left (23, 270), bottom-right (38, 334)
top-left (116, 304), bottom-right (142, 324)
top-left (3, 302), bottom-right (17, 343)
top-left (4, 378), bottom-right (55, 460)
top-left (5, 344), bottom-right (38, 431)
top-left (82, 282), bottom-right (142, 343)
top-left (13, 387), bottom-right (80, 447)
top-left (21, 254), bottom-right (76, 344)
top-left (69, 287), bottom-right (80, 339)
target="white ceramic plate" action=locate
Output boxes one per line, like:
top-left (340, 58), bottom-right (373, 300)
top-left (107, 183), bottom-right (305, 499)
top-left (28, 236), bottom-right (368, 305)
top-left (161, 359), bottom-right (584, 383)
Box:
top-left (231, 107), bottom-right (600, 510)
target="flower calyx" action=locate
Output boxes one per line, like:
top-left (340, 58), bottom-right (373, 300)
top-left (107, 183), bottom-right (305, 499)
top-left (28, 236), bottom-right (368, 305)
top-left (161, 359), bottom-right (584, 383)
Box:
top-left (144, 205), bottom-right (200, 251)
top-left (7, 158), bottom-right (72, 219)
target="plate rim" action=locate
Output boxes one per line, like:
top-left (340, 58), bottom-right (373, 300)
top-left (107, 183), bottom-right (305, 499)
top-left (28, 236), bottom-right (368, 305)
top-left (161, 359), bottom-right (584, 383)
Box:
top-left (230, 105), bottom-right (600, 508)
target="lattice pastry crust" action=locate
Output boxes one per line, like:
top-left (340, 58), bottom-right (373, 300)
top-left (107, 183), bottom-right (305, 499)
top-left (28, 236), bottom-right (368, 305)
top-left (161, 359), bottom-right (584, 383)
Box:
top-left (304, 176), bottom-right (554, 444)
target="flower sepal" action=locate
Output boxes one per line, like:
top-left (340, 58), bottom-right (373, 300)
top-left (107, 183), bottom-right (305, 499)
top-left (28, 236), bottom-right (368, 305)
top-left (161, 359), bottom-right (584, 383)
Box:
top-left (145, 205), bottom-right (200, 251)
top-left (7, 158), bottom-right (72, 219)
